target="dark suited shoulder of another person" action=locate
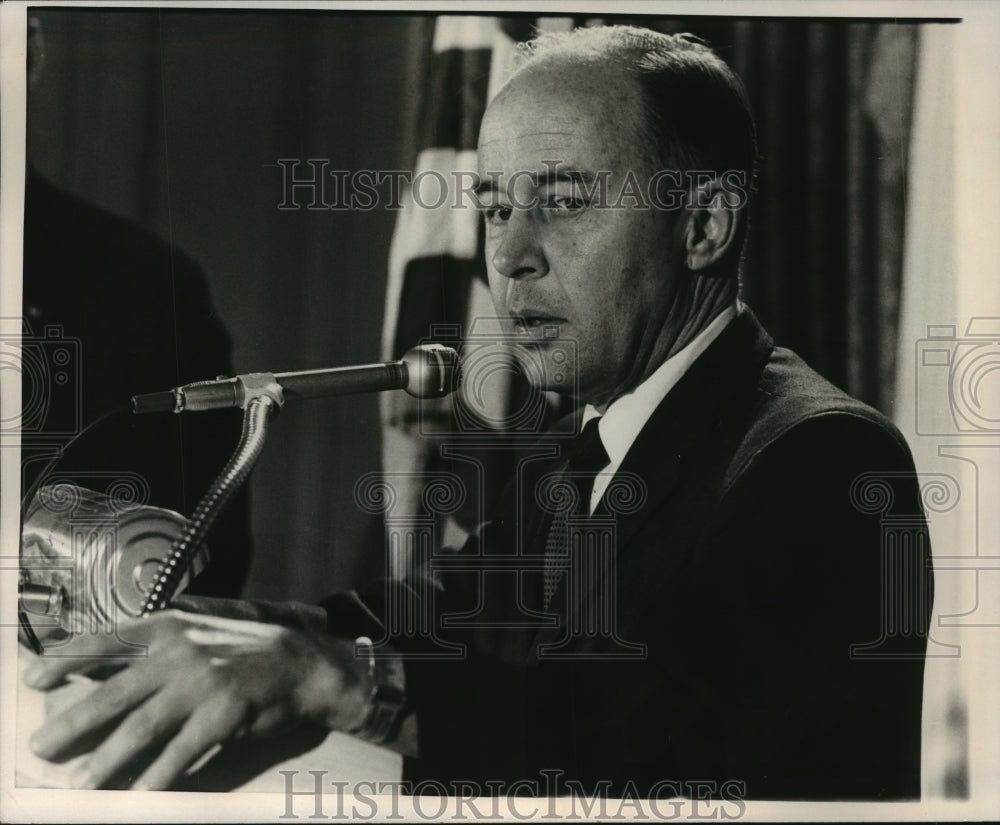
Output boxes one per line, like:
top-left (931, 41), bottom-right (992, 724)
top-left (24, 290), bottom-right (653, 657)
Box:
top-left (23, 169), bottom-right (252, 597)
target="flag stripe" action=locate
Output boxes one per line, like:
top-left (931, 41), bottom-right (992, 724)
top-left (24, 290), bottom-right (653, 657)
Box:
top-left (392, 257), bottom-right (476, 359)
top-left (418, 48), bottom-right (493, 152)
top-left (380, 15), bottom-right (554, 543)
top-left (381, 147), bottom-right (480, 361)
top-left (433, 15), bottom-right (499, 53)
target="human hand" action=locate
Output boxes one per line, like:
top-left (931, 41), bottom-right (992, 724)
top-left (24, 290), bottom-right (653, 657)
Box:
top-left (24, 610), bottom-right (371, 790)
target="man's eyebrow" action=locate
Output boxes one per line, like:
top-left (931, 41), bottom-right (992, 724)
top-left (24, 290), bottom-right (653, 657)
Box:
top-left (473, 178), bottom-right (498, 198)
top-left (472, 168), bottom-right (599, 198)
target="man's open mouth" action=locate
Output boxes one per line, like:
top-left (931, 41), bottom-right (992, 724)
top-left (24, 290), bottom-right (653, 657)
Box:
top-left (510, 315), bottom-right (565, 335)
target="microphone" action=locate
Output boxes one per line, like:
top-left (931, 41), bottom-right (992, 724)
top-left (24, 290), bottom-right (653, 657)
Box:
top-left (131, 344), bottom-right (459, 414)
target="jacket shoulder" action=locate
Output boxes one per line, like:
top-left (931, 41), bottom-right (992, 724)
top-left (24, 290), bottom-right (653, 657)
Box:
top-left (25, 171), bottom-right (208, 290)
top-left (724, 347), bottom-right (913, 492)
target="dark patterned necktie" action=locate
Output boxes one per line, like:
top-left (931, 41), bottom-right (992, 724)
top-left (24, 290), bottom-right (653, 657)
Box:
top-left (542, 417), bottom-right (609, 608)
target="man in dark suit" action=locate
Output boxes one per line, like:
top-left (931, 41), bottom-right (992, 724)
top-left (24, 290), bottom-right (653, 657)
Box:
top-left (24, 25), bottom-right (931, 801)
top-left (385, 26), bottom-right (930, 799)
top-left (391, 308), bottom-right (929, 800)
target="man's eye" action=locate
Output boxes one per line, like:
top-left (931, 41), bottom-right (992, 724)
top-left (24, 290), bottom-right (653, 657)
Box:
top-left (482, 206), bottom-right (512, 224)
top-left (545, 196), bottom-right (587, 213)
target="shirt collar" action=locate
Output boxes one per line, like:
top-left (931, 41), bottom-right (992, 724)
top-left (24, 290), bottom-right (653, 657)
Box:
top-left (582, 302), bottom-right (739, 468)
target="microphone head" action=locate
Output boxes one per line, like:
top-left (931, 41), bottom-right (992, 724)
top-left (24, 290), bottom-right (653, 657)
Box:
top-left (402, 344), bottom-right (460, 398)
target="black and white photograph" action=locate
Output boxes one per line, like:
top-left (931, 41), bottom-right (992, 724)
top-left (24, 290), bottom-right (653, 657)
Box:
top-left (1, 0), bottom-right (998, 821)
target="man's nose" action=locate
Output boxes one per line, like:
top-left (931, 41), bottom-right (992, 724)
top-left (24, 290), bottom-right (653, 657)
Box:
top-left (490, 214), bottom-right (548, 280)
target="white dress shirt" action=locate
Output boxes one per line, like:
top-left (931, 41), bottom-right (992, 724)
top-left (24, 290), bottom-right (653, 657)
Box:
top-left (583, 303), bottom-right (739, 514)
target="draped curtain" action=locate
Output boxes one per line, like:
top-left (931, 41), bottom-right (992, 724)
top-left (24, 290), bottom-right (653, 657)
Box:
top-left (726, 21), bottom-right (917, 415)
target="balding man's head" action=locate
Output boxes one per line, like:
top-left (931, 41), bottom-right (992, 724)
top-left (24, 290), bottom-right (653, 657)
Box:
top-left (509, 26), bottom-right (758, 198)
top-left (476, 27), bottom-right (753, 407)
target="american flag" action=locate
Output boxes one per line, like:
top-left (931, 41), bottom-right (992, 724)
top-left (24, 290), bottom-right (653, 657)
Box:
top-left (379, 16), bottom-right (586, 567)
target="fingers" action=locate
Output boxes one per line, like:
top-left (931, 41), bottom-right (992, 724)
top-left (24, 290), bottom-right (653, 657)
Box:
top-left (25, 611), bottom-right (284, 693)
top-left (55, 669), bottom-right (248, 790)
top-left (26, 652), bottom-right (135, 690)
top-left (24, 636), bottom-right (143, 690)
top-left (30, 656), bottom-right (168, 760)
top-left (23, 612), bottom-right (179, 689)
top-left (246, 704), bottom-right (294, 738)
top-left (132, 692), bottom-right (250, 791)
top-left (43, 675), bottom-right (100, 718)
top-left (23, 614), bottom-right (326, 790)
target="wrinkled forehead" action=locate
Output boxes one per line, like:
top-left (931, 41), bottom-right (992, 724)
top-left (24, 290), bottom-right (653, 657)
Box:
top-left (477, 67), bottom-right (647, 177)
top-left (478, 117), bottom-right (580, 159)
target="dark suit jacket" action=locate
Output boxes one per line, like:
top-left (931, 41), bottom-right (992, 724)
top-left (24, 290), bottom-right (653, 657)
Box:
top-left (325, 308), bottom-right (932, 800)
top-left (22, 170), bottom-right (252, 597)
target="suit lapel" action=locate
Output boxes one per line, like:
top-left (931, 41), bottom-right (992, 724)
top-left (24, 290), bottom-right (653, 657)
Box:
top-left (529, 309), bottom-right (774, 656)
top-left (612, 309), bottom-right (773, 545)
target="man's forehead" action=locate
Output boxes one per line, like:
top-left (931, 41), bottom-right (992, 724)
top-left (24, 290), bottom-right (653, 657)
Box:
top-left (476, 69), bottom-right (645, 177)
top-left (478, 69), bottom-right (640, 159)
top-left (478, 117), bottom-right (580, 149)
top-left (477, 115), bottom-right (605, 170)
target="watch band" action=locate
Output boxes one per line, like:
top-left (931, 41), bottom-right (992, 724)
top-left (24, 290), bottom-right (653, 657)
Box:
top-left (349, 636), bottom-right (407, 744)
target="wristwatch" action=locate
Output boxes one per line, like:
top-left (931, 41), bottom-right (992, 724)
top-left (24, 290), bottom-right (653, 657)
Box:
top-left (349, 636), bottom-right (407, 744)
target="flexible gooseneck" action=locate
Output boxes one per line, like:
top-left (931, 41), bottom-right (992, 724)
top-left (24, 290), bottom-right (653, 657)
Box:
top-left (136, 344), bottom-right (459, 614)
top-left (140, 392), bottom-right (280, 615)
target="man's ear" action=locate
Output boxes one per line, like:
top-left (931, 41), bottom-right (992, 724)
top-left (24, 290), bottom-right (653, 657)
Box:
top-left (681, 179), bottom-right (742, 272)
